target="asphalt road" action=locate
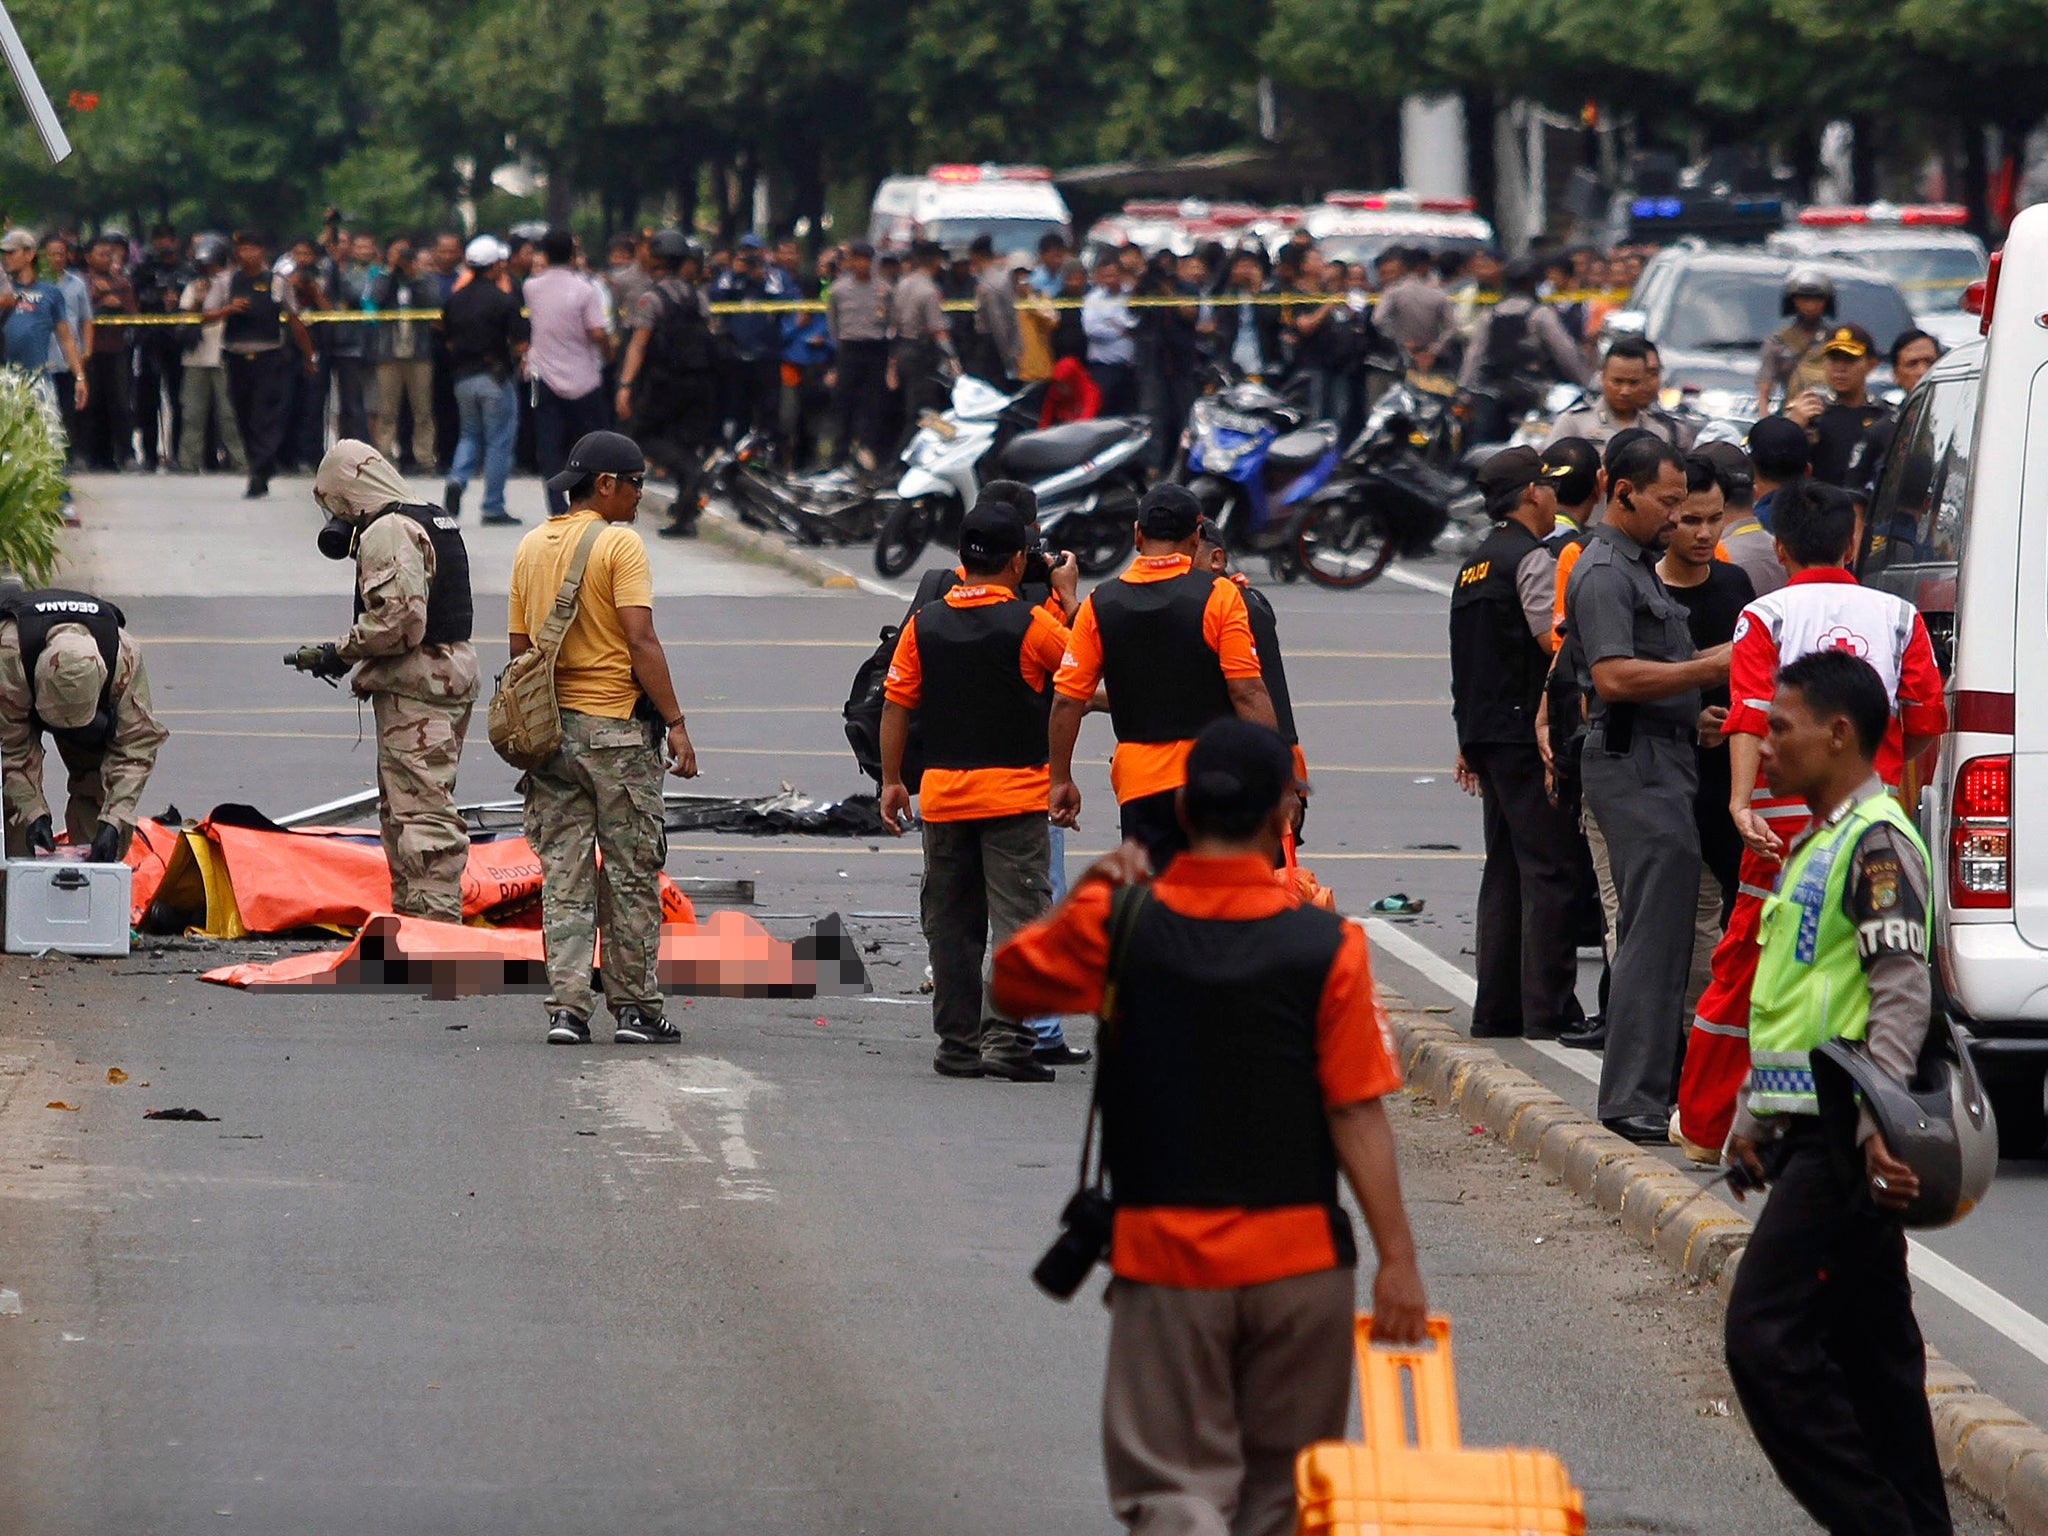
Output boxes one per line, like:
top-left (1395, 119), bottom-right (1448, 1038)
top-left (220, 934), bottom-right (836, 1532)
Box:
top-left (0, 471), bottom-right (2032, 1532)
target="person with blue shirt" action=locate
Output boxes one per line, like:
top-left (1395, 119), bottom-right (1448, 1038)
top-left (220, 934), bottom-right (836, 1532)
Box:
top-left (710, 236), bottom-right (797, 451)
top-left (39, 234), bottom-right (90, 461)
top-left (1, 230), bottom-right (87, 521)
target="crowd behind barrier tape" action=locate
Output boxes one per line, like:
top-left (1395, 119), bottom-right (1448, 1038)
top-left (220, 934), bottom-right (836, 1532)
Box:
top-left (89, 288), bottom-right (1641, 325)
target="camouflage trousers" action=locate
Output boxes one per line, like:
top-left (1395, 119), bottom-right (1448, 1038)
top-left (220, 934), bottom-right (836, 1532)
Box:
top-left (371, 691), bottom-right (473, 923)
top-left (521, 708), bottom-right (666, 1022)
top-left (2, 736), bottom-right (112, 857)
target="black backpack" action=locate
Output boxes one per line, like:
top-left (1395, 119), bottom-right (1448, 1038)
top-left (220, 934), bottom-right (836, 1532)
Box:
top-left (643, 283), bottom-right (714, 385)
top-left (843, 568), bottom-right (964, 791)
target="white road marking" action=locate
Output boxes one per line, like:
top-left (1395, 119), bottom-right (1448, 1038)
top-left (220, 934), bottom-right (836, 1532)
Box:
top-left (1383, 564), bottom-right (1455, 598)
top-left (1360, 916), bottom-right (2048, 1376)
top-left (588, 1056), bottom-right (776, 1202)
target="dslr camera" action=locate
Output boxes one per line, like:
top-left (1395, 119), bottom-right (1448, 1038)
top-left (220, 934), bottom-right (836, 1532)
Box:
top-left (1032, 1186), bottom-right (1114, 1300)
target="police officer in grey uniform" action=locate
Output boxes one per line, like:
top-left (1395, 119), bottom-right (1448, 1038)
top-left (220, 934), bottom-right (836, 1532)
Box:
top-left (1563, 433), bottom-right (1730, 1142)
top-left (1544, 337), bottom-right (1694, 452)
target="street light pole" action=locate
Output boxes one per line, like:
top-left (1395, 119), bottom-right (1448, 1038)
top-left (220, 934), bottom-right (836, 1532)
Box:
top-left (0, 2), bottom-right (69, 164)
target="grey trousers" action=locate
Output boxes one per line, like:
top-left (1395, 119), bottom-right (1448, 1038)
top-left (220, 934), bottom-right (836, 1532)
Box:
top-left (177, 363), bottom-right (244, 471)
top-left (920, 811), bottom-right (1052, 1069)
top-left (1103, 1268), bottom-right (1356, 1536)
top-left (1582, 734), bottom-right (1700, 1121)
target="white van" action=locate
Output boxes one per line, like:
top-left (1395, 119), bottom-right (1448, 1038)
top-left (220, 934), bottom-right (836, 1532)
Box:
top-left (1915, 203), bottom-right (2048, 1153)
top-left (867, 165), bottom-right (1071, 257)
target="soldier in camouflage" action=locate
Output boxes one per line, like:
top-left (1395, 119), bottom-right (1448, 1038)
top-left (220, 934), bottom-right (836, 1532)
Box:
top-left (0, 588), bottom-right (169, 861)
top-left (306, 440), bottom-right (479, 922)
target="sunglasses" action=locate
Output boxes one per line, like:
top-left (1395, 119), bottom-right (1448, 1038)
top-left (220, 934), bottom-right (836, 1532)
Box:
top-left (606, 472), bottom-right (645, 489)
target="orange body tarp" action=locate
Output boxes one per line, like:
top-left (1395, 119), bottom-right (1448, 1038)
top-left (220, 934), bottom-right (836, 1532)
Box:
top-left (200, 910), bottom-right (867, 1000)
top-left (134, 814), bottom-right (695, 937)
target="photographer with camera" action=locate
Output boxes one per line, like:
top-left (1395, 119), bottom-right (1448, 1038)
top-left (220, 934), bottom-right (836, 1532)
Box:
top-left (994, 719), bottom-right (1426, 1536)
top-left (878, 497), bottom-right (1079, 1082)
top-left (293, 441), bottom-right (478, 921)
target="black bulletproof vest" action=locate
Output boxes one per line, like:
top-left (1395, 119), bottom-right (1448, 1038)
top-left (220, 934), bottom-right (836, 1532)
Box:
top-left (1449, 520), bottom-right (1547, 748)
top-left (353, 504), bottom-right (474, 645)
top-left (223, 268), bottom-right (283, 348)
top-left (1092, 570), bottom-right (1235, 745)
top-left (1481, 303), bottom-right (1533, 380)
top-left (5, 588), bottom-right (123, 749)
top-left (914, 596), bottom-right (1052, 770)
top-left (1239, 581), bottom-right (1297, 747)
top-left (1102, 901), bottom-right (1353, 1248)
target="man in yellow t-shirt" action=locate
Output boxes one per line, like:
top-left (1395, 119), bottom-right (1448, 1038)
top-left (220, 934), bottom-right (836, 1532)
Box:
top-left (508, 431), bottom-right (699, 1047)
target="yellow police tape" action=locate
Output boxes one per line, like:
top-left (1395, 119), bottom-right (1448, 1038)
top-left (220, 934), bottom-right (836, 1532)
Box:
top-left (91, 287), bottom-right (1640, 325)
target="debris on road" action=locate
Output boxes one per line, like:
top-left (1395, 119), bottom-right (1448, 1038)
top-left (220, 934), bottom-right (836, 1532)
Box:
top-left (144, 1108), bottom-right (218, 1121)
top-left (1371, 894), bottom-right (1426, 914)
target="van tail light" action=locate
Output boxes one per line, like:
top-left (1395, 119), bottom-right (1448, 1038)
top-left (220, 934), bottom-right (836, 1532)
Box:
top-left (1979, 250), bottom-right (2002, 336)
top-left (1951, 754), bottom-right (2012, 909)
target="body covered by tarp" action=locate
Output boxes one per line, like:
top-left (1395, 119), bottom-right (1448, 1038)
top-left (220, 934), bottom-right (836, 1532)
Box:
top-left (202, 911), bottom-right (870, 1000)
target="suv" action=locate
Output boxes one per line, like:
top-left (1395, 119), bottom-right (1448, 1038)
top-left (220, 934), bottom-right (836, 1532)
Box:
top-left (1607, 246), bottom-right (1916, 405)
top-left (1883, 213), bottom-right (2048, 1154)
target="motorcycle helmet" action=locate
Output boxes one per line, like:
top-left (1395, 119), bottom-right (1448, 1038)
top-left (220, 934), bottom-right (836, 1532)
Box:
top-left (648, 228), bottom-right (701, 268)
top-left (1812, 1013), bottom-right (1998, 1228)
top-left (191, 232), bottom-right (229, 268)
top-left (1781, 266), bottom-right (1836, 316)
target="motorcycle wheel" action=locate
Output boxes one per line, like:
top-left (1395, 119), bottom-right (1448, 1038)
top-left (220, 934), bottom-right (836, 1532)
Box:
top-left (1297, 502), bottom-right (1396, 590)
top-left (874, 497), bottom-right (937, 578)
top-left (1067, 515), bottom-right (1135, 577)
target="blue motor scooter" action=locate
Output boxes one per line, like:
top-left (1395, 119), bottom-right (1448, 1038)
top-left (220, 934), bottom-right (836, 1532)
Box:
top-left (1176, 380), bottom-right (1340, 566)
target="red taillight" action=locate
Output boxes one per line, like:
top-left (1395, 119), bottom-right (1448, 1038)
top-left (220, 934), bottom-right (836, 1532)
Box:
top-left (1951, 754), bottom-right (2013, 909)
top-left (1962, 279), bottom-right (1986, 316)
top-left (1980, 250), bottom-right (2002, 335)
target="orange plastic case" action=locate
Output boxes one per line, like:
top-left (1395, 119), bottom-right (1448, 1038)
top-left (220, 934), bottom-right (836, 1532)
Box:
top-left (1295, 1317), bottom-right (1586, 1535)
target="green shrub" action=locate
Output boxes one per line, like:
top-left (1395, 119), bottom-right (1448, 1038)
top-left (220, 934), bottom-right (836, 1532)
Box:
top-left (0, 370), bottom-right (69, 586)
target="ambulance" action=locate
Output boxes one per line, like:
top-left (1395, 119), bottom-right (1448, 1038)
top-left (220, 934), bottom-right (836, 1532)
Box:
top-left (867, 165), bottom-right (1071, 258)
top-left (1284, 191), bottom-right (1494, 271)
top-left (1910, 202), bottom-right (2048, 1152)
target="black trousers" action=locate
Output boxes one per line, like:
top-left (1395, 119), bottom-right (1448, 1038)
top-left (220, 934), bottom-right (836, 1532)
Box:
top-left (330, 355), bottom-right (372, 445)
top-left (226, 348), bottom-right (294, 480)
top-left (1091, 361), bottom-right (1138, 416)
top-left (1119, 787), bottom-right (1189, 874)
top-left (1725, 1137), bottom-right (1952, 1536)
top-left (535, 379), bottom-right (611, 515)
top-left (136, 343), bottom-right (181, 469)
top-left (286, 355), bottom-right (328, 469)
top-left (1467, 740), bottom-right (1588, 1038)
top-left (82, 349), bottom-right (133, 468)
top-left (832, 340), bottom-right (888, 463)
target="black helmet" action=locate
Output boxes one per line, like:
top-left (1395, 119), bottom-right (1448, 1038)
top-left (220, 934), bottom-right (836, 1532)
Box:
top-left (1781, 265), bottom-right (1836, 315)
top-left (1813, 1014), bottom-right (1998, 1228)
top-left (648, 229), bottom-right (699, 267)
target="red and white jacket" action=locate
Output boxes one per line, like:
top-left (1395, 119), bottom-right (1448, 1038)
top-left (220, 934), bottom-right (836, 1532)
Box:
top-left (1724, 568), bottom-right (1947, 790)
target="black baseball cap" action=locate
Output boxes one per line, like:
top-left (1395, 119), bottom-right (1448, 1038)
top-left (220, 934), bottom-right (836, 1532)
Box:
top-left (976, 479), bottom-right (1039, 523)
top-left (547, 430), bottom-right (645, 493)
top-left (1819, 322), bottom-right (1875, 359)
top-left (1540, 436), bottom-right (1601, 507)
top-left (1475, 445), bottom-right (1569, 503)
top-left (1138, 482), bottom-right (1202, 540)
top-left (1182, 718), bottom-right (1296, 835)
top-left (1746, 414), bottom-right (1812, 478)
top-left (959, 501), bottom-right (1029, 564)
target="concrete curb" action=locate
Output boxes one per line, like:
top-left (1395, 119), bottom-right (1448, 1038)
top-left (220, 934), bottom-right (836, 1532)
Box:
top-left (695, 507), bottom-right (861, 590)
top-left (1384, 1005), bottom-right (2048, 1536)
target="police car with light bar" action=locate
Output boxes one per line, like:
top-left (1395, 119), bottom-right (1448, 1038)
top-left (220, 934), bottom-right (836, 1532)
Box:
top-left (1769, 203), bottom-right (1988, 349)
top-left (868, 165), bottom-right (1072, 258)
top-left (1084, 199), bottom-right (1275, 259)
top-left (1278, 191), bottom-right (1494, 270)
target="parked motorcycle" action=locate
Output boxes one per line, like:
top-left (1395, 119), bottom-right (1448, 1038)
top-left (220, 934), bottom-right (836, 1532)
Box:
top-left (704, 433), bottom-right (884, 547)
top-left (1175, 380), bottom-right (1339, 573)
top-left (872, 375), bottom-right (1149, 579)
top-left (1293, 381), bottom-right (1486, 590)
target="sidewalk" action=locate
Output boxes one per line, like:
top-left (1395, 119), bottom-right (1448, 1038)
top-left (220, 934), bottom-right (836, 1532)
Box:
top-left (56, 472), bottom-right (799, 599)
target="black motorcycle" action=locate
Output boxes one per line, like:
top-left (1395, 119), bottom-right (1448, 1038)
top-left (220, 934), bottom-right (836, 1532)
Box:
top-left (704, 433), bottom-right (884, 547)
top-left (1293, 379), bottom-right (1485, 590)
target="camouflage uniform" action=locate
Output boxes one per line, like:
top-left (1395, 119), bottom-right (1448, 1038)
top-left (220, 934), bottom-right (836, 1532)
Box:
top-left (521, 709), bottom-right (666, 1021)
top-left (338, 512), bottom-right (479, 922)
top-left (0, 622), bottom-right (169, 857)
top-left (1757, 320), bottom-right (1828, 407)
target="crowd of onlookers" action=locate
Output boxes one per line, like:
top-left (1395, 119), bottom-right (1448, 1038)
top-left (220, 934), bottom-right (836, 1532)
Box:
top-left (0, 213), bottom-right (1657, 518)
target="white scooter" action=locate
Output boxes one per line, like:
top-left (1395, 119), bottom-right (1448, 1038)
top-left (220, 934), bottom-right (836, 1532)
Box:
top-left (872, 374), bottom-right (1152, 578)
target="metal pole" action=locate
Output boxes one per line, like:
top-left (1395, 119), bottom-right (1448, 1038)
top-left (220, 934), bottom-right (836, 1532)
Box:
top-left (0, 3), bottom-right (68, 164)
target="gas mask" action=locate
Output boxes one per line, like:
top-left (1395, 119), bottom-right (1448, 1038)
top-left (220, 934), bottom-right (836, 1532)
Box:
top-left (317, 515), bottom-right (356, 560)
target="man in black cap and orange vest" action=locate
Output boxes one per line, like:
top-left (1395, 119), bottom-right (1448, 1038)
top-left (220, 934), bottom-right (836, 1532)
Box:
top-left (879, 498), bottom-right (1080, 1081)
top-left (994, 717), bottom-right (1428, 1535)
top-left (1049, 483), bottom-right (1277, 871)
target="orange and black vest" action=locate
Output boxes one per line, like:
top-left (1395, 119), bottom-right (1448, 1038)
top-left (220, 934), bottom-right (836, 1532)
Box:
top-left (1092, 570), bottom-right (1234, 744)
top-left (1101, 899), bottom-right (1356, 1260)
top-left (914, 597), bottom-right (1051, 770)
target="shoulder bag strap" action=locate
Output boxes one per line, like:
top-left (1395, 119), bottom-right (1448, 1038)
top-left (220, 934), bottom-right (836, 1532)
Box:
top-left (1076, 882), bottom-right (1151, 1196)
top-left (532, 518), bottom-right (608, 660)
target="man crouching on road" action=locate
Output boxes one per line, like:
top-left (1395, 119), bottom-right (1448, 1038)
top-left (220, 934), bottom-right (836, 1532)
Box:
top-left (1723, 650), bottom-right (1950, 1536)
top-left (994, 719), bottom-right (1427, 1536)
top-left (509, 431), bottom-right (700, 1047)
top-left (306, 441), bottom-right (479, 921)
top-left (880, 498), bottom-right (1078, 1081)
